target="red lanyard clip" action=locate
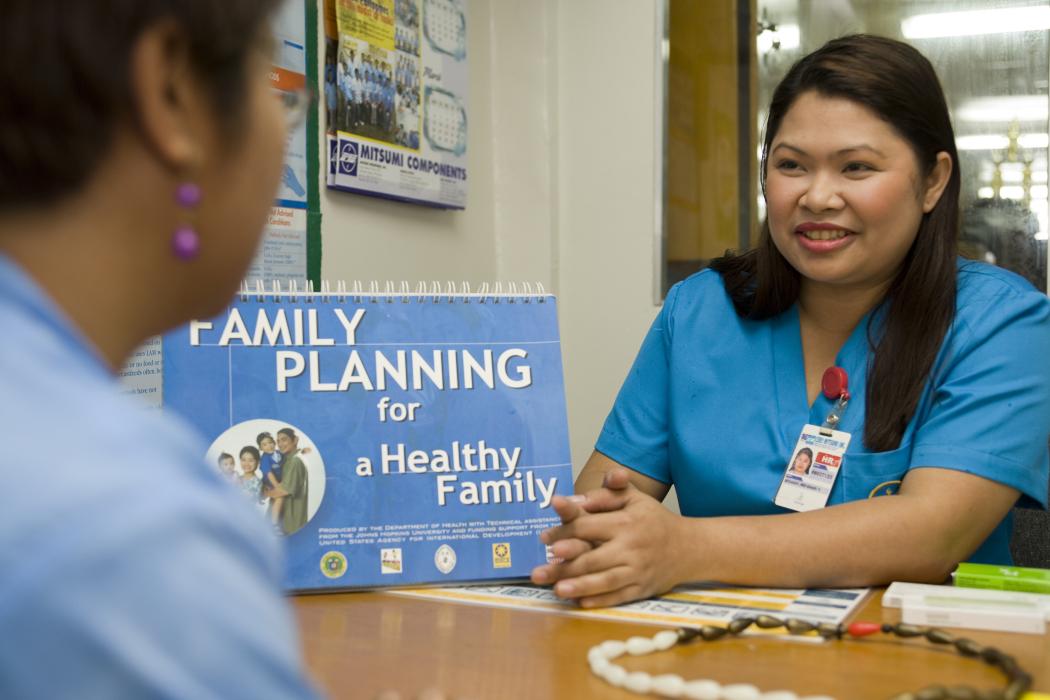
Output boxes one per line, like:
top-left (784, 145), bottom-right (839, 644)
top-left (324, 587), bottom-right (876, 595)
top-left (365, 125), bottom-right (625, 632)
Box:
top-left (822, 366), bottom-right (849, 402)
top-left (821, 367), bottom-right (849, 431)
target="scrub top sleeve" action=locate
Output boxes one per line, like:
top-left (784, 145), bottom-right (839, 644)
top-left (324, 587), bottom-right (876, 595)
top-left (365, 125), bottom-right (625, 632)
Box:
top-left (911, 289), bottom-right (1050, 508)
top-left (594, 285), bottom-right (679, 484)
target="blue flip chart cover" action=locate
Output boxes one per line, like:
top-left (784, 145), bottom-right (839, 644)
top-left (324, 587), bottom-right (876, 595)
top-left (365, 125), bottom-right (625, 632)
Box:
top-left (163, 293), bottom-right (572, 591)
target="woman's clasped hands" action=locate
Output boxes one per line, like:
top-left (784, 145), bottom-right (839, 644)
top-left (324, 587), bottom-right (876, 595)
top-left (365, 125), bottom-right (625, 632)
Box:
top-left (530, 469), bottom-right (691, 608)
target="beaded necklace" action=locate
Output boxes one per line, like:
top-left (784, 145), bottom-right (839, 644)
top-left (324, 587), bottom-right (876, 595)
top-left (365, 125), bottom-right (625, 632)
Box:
top-left (587, 614), bottom-right (1031, 700)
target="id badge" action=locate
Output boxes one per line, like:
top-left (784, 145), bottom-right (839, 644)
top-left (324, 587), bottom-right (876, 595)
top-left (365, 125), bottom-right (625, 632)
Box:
top-left (774, 424), bottom-right (851, 512)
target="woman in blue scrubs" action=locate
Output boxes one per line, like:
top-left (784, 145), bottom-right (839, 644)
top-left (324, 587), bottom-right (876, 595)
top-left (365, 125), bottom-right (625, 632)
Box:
top-left (532, 34), bottom-right (1050, 608)
top-left (0, 2), bottom-right (319, 697)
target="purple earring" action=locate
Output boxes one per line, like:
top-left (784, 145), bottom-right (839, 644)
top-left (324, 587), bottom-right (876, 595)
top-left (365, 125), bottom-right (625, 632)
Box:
top-left (172, 182), bottom-right (202, 261)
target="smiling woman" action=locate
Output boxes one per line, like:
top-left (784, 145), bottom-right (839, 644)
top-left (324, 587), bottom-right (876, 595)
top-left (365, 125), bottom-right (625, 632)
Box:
top-left (747, 35), bottom-right (959, 453)
top-left (532, 35), bottom-right (1050, 611)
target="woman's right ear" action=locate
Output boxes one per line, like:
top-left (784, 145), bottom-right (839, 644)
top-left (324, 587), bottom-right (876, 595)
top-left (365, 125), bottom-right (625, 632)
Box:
top-left (127, 20), bottom-right (205, 173)
top-left (922, 151), bottom-right (953, 213)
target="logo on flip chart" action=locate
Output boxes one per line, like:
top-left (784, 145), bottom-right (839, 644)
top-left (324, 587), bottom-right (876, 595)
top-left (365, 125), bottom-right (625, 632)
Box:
top-left (434, 544), bottom-right (457, 574)
top-left (381, 548), bottom-right (403, 574)
top-left (492, 542), bottom-right (511, 569)
top-left (320, 551), bottom-right (348, 579)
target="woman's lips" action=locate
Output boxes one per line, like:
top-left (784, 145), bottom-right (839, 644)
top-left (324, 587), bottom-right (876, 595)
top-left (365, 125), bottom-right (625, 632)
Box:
top-left (795, 227), bottom-right (856, 252)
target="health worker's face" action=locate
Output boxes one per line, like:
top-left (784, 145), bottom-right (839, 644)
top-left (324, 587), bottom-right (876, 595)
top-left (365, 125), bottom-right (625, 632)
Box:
top-left (764, 92), bottom-right (949, 293)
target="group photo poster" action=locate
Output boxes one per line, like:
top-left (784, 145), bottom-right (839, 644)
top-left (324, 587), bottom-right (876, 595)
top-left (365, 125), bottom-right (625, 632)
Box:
top-left (324, 0), bottom-right (468, 208)
top-left (162, 293), bottom-right (572, 590)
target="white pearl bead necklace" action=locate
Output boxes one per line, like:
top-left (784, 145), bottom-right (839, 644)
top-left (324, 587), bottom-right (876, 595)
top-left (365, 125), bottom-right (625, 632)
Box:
top-left (587, 630), bottom-right (836, 700)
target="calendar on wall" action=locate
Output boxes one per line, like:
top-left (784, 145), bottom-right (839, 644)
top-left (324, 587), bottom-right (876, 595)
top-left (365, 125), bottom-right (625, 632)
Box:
top-left (323, 0), bottom-right (468, 209)
top-left (423, 0), bottom-right (466, 59)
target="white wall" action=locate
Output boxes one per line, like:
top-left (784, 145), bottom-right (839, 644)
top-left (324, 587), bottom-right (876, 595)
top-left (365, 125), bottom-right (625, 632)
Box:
top-left (318, 0), bottom-right (667, 486)
top-left (318, 0), bottom-right (560, 288)
top-left (552, 0), bottom-right (665, 474)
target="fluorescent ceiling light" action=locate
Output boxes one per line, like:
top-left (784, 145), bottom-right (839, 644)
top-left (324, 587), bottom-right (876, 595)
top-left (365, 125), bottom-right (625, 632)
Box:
top-left (1020, 133), bottom-right (1050, 149)
top-left (957, 134), bottom-right (1010, 151)
top-left (956, 132), bottom-right (1049, 150)
top-left (902, 5), bottom-right (1050, 39)
top-left (992, 169), bottom-right (1048, 184)
top-left (757, 24), bottom-right (800, 54)
top-left (956, 96), bottom-right (1048, 123)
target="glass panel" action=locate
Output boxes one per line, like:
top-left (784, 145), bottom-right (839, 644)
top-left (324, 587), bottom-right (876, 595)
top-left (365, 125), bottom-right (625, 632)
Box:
top-left (753, 0), bottom-right (1050, 291)
top-left (663, 0), bottom-right (751, 295)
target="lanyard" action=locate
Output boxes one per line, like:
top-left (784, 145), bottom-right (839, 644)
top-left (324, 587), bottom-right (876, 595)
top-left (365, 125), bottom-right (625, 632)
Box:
top-left (821, 366), bottom-right (850, 433)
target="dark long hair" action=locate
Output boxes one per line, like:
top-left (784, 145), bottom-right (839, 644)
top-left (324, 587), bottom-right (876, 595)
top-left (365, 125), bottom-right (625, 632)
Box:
top-left (239, 445), bottom-right (261, 469)
top-left (0, 0), bottom-right (282, 210)
top-left (712, 35), bottom-right (960, 452)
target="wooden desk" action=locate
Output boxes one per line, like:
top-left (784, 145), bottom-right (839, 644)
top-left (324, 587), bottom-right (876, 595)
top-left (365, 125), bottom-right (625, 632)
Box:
top-left (294, 589), bottom-right (1050, 699)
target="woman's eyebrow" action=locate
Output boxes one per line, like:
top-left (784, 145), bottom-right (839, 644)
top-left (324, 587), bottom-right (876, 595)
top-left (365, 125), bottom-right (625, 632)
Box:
top-left (837, 143), bottom-right (886, 157)
top-left (771, 142), bottom-right (886, 157)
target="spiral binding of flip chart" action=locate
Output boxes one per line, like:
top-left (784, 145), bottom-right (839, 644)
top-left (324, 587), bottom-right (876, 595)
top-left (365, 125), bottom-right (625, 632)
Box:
top-left (240, 279), bottom-right (548, 304)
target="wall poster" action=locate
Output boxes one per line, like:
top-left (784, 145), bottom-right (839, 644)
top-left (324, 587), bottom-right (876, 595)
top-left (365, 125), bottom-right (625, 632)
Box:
top-left (324, 0), bottom-right (468, 209)
top-left (250, 0), bottom-right (311, 286)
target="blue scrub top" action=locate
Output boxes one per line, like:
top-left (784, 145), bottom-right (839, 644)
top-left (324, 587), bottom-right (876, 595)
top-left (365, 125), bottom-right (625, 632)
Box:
top-left (0, 255), bottom-right (319, 699)
top-left (596, 260), bottom-right (1050, 565)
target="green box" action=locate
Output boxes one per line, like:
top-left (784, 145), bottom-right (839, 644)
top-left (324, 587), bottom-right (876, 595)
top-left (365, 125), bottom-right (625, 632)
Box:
top-left (953, 562), bottom-right (1050, 594)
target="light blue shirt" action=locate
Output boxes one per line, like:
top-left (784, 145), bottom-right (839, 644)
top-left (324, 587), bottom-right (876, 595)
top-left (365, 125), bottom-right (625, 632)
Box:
top-left (0, 255), bottom-right (320, 699)
top-left (596, 260), bottom-right (1050, 564)
top-left (336, 62), bottom-right (348, 96)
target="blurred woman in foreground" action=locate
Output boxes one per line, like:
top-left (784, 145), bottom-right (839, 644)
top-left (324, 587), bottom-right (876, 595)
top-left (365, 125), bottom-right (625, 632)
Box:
top-left (0, 2), bottom-right (319, 697)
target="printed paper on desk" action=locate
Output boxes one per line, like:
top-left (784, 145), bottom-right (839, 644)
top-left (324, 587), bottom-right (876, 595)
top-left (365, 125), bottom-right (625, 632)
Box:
top-left (390, 583), bottom-right (870, 637)
top-left (163, 291), bottom-right (573, 591)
